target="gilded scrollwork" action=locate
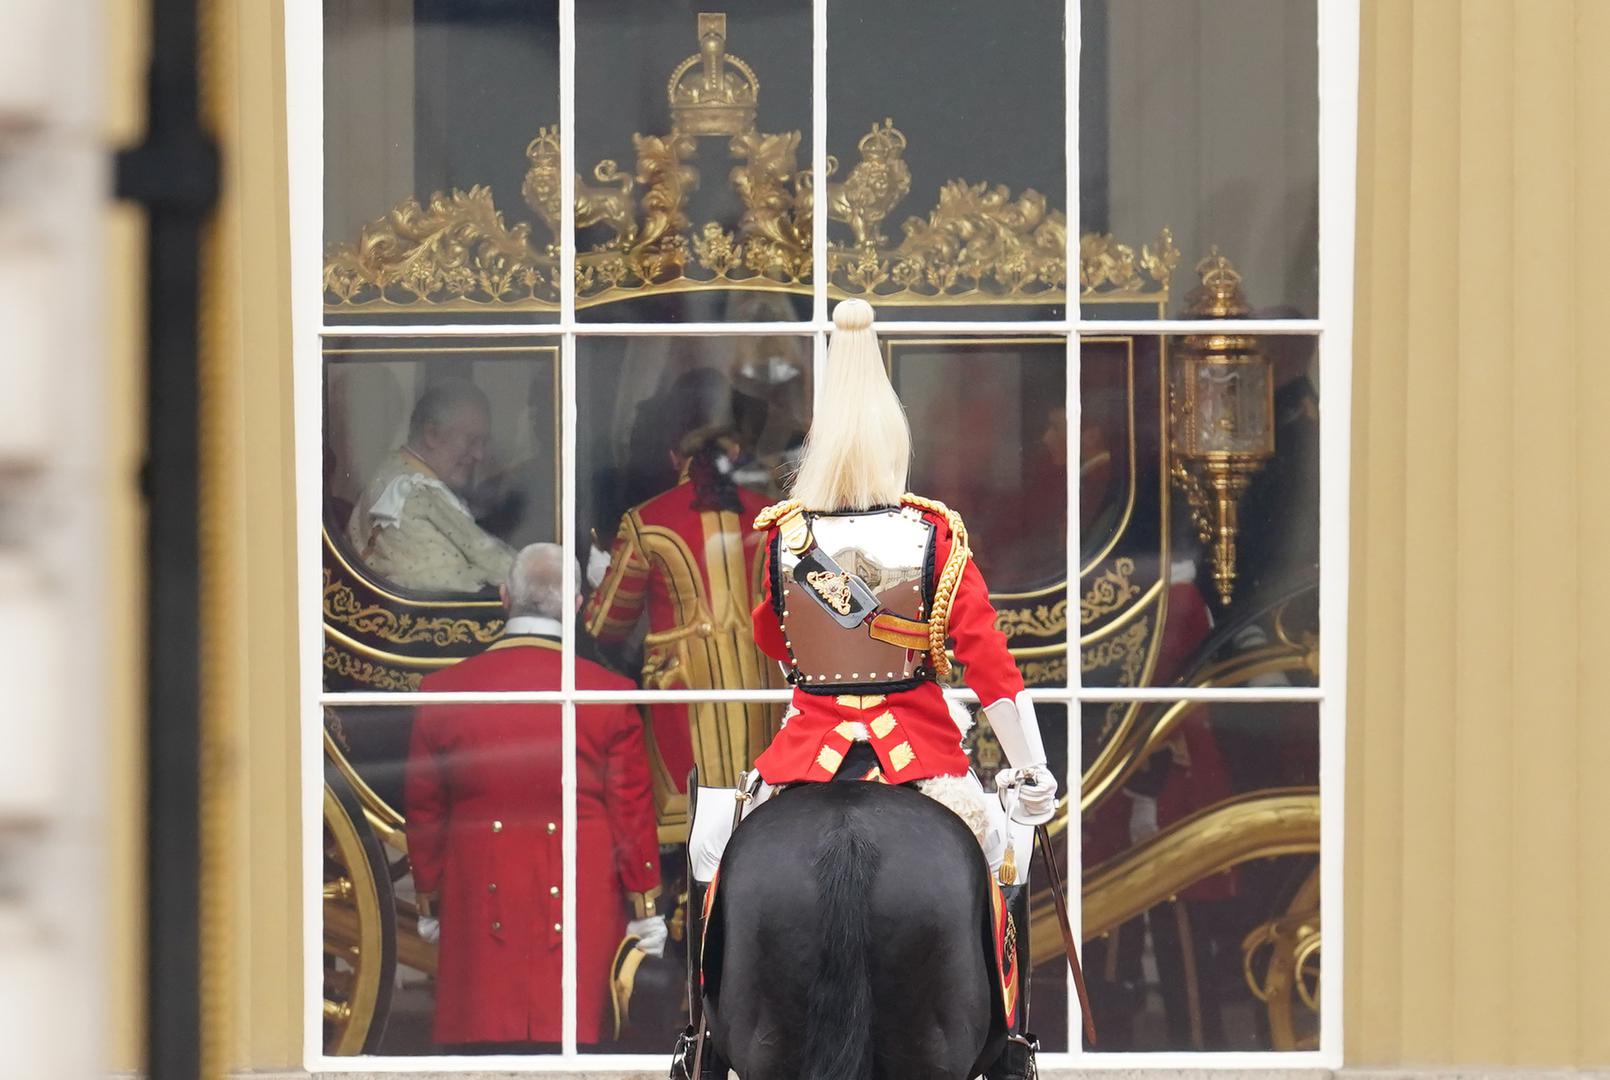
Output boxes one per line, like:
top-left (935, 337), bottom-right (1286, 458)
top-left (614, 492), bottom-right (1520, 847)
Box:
top-left (1080, 557), bottom-right (1140, 626)
top-left (323, 647), bottom-right (421, 692)
top-left (1018, 655), bottom-right (1069, 687)
top-left (323, 570), bottom-right (503, 648)
top-left (323, 186), bottom-right (556, 308)
top-left (995, 600), bottom-right (1068, 640)
top-left (321, 14), bottom-right (1182, 314)
top-left (1082, 617), bottom-right (1150, 688)
top-left (1079, 228), bottom-right (1181, 296)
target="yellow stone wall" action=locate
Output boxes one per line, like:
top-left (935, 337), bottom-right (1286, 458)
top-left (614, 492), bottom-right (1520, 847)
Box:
top-left (1345, 0), bottom-right (1610, 1067)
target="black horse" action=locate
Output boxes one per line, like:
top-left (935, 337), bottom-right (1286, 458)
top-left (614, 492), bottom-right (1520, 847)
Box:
top-left (698, 781), bottom-right (1009, 1080)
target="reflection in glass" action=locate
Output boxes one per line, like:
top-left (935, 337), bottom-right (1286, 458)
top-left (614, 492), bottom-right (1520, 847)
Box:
top-left (323, 338), bottom-right (559, 692)
top-left (575, 3), bottom-right (812, 322)
top-left (828, 0), bottom-right (1066, 319)
top-left (1080, 702), bottom-right (1319, 1051)
top-left (1080, 334), bottom-right (1318, 688)
top-left (324, 677), bottom-right (667, 1053)
top-left (886, 337), bottom-right (1069, 685)
top-left (322, 1), bottom-right (562, 322)
top-left (576, 337), bottom-right (810, 830)
top-left (1081, 0), bottom-right (1319, 318)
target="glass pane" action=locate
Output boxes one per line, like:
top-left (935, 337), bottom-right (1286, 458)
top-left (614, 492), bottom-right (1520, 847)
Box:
top-left (828, 0), bottom-right (1066, 319)
top-left (323, 337), bottom-right (561, 692)
top-left (575, 336), bottom-right (808, 815)
top-left (1080, 0), bottom-right (1319, 320)
top-left (1080, 335), bottom-right (1318, 687)
top-left (323, 2), bottom-right (562, 323)
top-left (575, 3), bottom-right (813, 323)
top-left (323, 696), bottom-right (673, 1056)
top-left (1081, 702), bottom-right (1320, 1051)
top-left (886, 337), bottom-right (1070, 684)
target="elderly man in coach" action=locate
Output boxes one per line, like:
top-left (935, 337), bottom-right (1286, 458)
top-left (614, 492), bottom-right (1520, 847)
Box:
top-left (406, 543), bottom-right (667, 1051)
top-left (347, 377), bottom-right (515, 594)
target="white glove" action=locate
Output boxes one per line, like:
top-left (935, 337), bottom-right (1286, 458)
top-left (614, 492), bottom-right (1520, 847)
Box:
top-left (997, 764), bottom-right (1058, 825)
top-left (1127, 792), bottom-right (1159, 843)
top-left (417, 915), bottom-right (440, 944)
top-left (586, 545), bottom-right (612, 588)
top-left (627, 914), bottom-right (667, 958)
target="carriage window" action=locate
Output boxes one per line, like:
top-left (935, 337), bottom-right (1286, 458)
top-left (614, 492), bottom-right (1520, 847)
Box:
top-left (322, 338), bottom-right (560, 693)
top-left (300, 0), bottom-right (1353, 1066)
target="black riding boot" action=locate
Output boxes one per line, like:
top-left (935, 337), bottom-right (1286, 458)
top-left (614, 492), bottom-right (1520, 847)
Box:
top-left (670, 880), bottom-right (726, 1080)
top-left (987, 882), bottom-right (1039, 1080)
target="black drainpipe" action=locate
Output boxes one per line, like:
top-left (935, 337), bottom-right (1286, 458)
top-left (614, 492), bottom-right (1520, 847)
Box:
top-left (115, 0), bottom-right (219, 1074)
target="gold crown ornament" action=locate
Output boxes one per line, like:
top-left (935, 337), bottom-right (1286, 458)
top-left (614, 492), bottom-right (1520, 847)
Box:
top-left (668, 14), bottom-right (759, 137)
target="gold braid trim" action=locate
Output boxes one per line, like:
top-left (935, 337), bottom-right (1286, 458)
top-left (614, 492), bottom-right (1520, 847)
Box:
top-left (901, 493), bottom-right (971, 677)
top-left (752, 498), bottom-right (803, 531)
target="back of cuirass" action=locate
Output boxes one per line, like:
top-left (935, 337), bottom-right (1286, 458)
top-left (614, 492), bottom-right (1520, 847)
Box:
top-left (778, 507), bottom-right (935, 693)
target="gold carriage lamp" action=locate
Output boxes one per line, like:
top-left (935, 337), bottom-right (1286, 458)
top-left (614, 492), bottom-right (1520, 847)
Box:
top-left (1168, 250), bottom-right (1275, 606)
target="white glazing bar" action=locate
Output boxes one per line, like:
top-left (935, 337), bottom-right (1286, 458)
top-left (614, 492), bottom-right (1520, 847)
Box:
top-left (321, 686), bottom-right (1081, 708)
top-left (559, 0), bottom-right (579, 1058)
top-left (813, 0), bottom-right (827, 325)
top-left (1065, 0), bottom-right (1084, 1056)
top-left (1075, 318), bottom-right (1324, 335)
top-left (322, 317), bottom-right (1326, 338)
top-left (1075, 686), bottom-right (1325, 703)
top-left (1316, 0), bottom-right (1360, 1065)
top-left (284, 0), bottom-right (328, 1065)
top-left (314, 1048), bottom-right (1328, 1074)
top-left (321, 684), bottom-right (1320, 707)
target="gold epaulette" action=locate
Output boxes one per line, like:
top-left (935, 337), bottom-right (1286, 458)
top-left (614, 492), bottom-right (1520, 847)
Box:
top-left (901, 493), bottom-right (971, 678)
top-left (752, 498), bottom-right (803, 531)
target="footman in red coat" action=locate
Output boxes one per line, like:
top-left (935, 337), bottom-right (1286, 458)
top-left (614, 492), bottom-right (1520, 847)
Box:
top-left (406, 544), bottom-right (666, 1049)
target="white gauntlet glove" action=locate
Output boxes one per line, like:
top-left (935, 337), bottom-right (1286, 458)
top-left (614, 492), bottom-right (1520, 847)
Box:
top-left (627, 914), bottom-right (667, 958)
top-left (417, 915), bottom-right (441, 944)
top-left (996, 764), bottom-right (1059, 825)
top-left (983, 690), bottom-right (1058, 824)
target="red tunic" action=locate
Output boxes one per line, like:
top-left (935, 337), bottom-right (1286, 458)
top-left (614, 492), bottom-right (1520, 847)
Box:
top-left (751, 502), bottom-right (1026, 785)
top-left (583, 479), bottom-right (779, 792)
top-left (405, 636), bottom-right (662, 1046)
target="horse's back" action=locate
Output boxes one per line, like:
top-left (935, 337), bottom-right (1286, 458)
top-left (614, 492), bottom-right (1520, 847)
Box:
top-left (708, 782), bottom-right (1001, 1080)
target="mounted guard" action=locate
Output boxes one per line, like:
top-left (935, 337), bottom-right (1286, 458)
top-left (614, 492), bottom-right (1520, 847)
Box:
top-left (671, 300), bottom-right (1091, 1080)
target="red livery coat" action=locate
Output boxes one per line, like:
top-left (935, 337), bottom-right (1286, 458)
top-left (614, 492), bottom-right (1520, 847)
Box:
top-left (751, 501), bottom-right (1025, 785)
top-left (583, 478), bottom-right (779, 792)
top-left (406, 636), bottom-right (661, 1046)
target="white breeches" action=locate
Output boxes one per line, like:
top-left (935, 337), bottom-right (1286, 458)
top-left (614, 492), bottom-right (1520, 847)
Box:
top-left (687, 769), bottom-right (1035, 886)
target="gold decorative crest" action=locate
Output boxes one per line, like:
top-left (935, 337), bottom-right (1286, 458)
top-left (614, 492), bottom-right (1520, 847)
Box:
top-left (323, 13), bottom-right (1180, 314)
top-left (805, 569), bottom-right (855, 616)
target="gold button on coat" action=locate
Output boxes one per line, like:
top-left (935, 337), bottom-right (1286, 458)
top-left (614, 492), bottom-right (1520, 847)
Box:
top-left (487, 882), bottom-right (497, 893)
top-left (491, 820), bottom-right (503, 833)
top-left (546, 821), bottom-right (556, 834)
top-left (553, 922), bottom-right (562, 933)
top-left (491, 920), bottom-right (501, 932)
top-left (549, 885), bottom-right (560, 896)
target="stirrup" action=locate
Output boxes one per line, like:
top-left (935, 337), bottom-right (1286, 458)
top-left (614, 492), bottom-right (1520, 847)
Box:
top-left (669, 1025), bottom-right (698, 1080)
top-left (986, 1032), bottom-right (1040, 1080)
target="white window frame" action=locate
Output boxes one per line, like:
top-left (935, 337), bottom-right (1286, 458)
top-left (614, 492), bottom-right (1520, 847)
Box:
top-left (286, 0), bottom-right (1358, 1070)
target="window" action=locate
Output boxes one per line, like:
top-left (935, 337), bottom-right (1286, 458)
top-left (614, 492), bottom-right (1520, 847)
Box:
top-left (293, 0), bottom-right (1356, 1068)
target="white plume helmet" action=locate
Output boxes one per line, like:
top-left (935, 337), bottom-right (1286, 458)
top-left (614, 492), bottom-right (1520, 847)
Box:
top-left (789, 299), bottom-right (912, 511)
